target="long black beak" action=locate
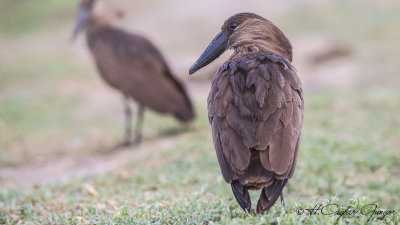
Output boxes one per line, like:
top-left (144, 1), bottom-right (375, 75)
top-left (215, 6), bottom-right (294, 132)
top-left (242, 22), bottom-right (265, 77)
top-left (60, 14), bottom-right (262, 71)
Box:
top-left (189, 31), bottom-right (229, 75)
top-left (70, 8), bottom-right (90, 42)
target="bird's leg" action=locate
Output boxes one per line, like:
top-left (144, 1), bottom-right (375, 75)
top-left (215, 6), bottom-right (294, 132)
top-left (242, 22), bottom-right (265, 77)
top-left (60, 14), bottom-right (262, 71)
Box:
top-left (280, 191), bottom-right (286, 207)
top-left (133, 104), bottom-right (145, 145)
top-left (123, 95), bottom-right (133, 146)
top-left (107, 96), bottom-right (133, 151)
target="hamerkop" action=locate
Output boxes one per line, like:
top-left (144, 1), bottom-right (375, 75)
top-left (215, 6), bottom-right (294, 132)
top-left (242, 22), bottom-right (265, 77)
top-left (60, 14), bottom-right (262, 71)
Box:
top-left (71, 0), bottom-right (195, 147)
top-left (190, 13), bottom-right (303, 213)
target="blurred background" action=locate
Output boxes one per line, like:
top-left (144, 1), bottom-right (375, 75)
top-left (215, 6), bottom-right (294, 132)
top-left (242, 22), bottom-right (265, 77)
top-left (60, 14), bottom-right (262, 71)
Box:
top-left (0, 0), bottom-right (399, 223)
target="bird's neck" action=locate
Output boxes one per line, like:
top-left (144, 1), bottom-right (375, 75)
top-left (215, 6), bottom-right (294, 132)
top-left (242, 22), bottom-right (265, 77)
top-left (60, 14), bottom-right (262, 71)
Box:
top-left (230, 41), bottom-right (292, 61)
top-left (88, 18), bottom-right (113, 29)
top-left (85, 18), bottom-right (116, 37)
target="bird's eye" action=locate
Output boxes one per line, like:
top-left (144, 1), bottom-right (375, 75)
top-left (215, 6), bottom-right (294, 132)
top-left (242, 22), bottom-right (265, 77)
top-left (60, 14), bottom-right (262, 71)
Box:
top-left (229, 23), bottom-right (238, 30)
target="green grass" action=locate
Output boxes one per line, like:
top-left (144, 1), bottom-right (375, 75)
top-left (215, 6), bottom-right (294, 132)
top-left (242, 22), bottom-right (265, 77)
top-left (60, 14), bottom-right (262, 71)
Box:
top-left (0, 54), bottom-right (85, 89)
top-left (0, 92), bottom-right (83, 166)
top-left (0, 0), bottom-right (76, 37)
top-left (282, 0), bottom-right (400, 40)
top-left (1, 92), bottom-right (399, 224)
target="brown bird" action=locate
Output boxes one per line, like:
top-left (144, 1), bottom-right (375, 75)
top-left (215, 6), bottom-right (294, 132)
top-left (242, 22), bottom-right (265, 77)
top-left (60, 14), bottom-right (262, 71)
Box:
top-left (189, 13), bottom-right (303, 214)
top-left (71, 0), bottom-right (195, 147)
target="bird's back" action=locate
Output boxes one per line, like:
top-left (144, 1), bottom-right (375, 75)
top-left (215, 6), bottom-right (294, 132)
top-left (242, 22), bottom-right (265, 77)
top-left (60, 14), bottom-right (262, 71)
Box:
top-left (208, 52), bottom-right (303, 186)
top-left (86, 26), bottom-right (195, 121)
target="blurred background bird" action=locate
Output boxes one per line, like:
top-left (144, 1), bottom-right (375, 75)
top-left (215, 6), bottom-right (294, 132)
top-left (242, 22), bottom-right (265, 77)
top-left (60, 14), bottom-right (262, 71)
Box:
top-left (71, 0), bottom-right (195, 148)
top-left (190, 13), bottom-right (303, 214)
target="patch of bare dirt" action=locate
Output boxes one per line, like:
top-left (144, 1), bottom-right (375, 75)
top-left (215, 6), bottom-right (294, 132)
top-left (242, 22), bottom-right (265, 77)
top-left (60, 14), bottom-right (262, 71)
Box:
top-left (0, 135), bottom-right (182, 188)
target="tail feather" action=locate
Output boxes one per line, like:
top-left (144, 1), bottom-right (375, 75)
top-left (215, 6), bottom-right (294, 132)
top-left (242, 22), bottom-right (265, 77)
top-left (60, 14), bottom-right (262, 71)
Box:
top-left (165, 70), bottom-right (196, 122)
top-left (231, 180), bottom-right (251, 212)
top-left (174, 104), bottom-right (195, 122)
top-left (256, 179), bottom-right (288, 214)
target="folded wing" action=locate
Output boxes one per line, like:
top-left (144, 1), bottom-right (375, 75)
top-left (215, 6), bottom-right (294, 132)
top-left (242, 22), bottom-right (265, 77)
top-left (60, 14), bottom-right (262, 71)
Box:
top-left (208, 53), bottom-right (303, 183)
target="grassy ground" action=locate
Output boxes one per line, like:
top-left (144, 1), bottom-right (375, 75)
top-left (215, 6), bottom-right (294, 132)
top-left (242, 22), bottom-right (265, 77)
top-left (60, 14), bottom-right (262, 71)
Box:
top-left (1, 0), bottom-right (400, 224)
top-left (1, 92), bottom-right (399, 224)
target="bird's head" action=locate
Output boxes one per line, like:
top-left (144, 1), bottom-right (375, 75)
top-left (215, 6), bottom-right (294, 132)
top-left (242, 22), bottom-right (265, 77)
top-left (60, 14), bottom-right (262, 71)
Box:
top-left (71, 0), bottom-right (123, 41)
top-left (189, 13), bottom-right (292, 75)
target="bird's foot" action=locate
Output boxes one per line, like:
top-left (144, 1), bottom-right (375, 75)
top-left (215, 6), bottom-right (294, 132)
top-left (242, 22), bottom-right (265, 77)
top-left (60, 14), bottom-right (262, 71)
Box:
top-left (107, 141), bottom-right (130, 152)
top-left (106, 137), bottom-right (138, 153)
top-left (104, 133), bottom-right (143, 153)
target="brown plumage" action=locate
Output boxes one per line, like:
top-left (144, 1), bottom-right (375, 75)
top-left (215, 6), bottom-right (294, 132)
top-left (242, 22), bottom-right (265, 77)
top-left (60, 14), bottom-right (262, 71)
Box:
top-left (190, 13), bottom-right (303, 214)
top-left (71, 0), bottom-right (195, 147)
